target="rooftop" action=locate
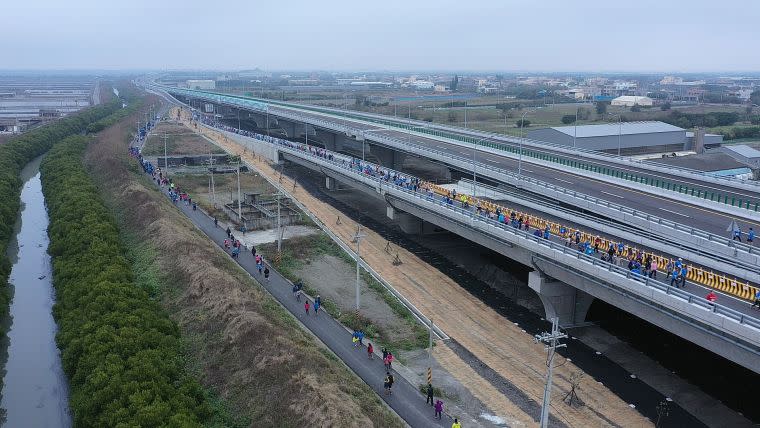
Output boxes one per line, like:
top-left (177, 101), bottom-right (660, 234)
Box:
top-left (724, 144), bottom-right (760, 159)
top-left (549, 121), bottom-right (684, 138)
top-left (650, 151), bottom-right (747, 172)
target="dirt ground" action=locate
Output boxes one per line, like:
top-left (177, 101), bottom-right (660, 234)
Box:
top-left (296, 253), bottom-right (415, 344)
top-left (171, 170), bottom-right (277, 222)
top-left (84, 98), bottom-right (403, 427)
top-left (142, 121), bottom-right (225, 156)
top-left (189, 112), bottom-right (655, 428)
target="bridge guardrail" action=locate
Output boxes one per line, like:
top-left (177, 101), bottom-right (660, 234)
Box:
top-left (269, 142), bottom-right (760, 341)
top-left (158, 85), bottom-right (760, 257)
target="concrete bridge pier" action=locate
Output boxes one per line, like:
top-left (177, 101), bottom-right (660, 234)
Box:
top-left (386, 204), bottom-right (441, 235)
top-left (528, 270), bottom-right (594, 327)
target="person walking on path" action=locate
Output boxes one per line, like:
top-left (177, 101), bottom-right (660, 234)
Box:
top-left (304, 300), bottom-right (310, 316)
top-left (251, 244), bottom-right (256, 258)
top-left (426, 383), bottom-right (434, 405)
top-left (733, 226), bottom-right (742, 242)
top-left (352, 331), bottom-right (360, 348)
top-left (386, 372), bottom-right (395, 395)
top-left (435, 399), bottom-right (444, 420)
top-left (649, 259), bottom-right (658, 279)
top-left (313, 298), bottom-right (320, 317)
top-left (382, 347), bottom-right (388, 361)
top-left (357, 330), bottom-right (364, 346)
top-left (226, 226), bottom-right (231, 238)
top-left (451, 418), bottom-right (461, 428)
top-left (749, 227), bottom-right (755, 245)
top-left (214, 217), bottom-right (218, 228)
top-left (367, 342), bottom-right (374, 359)
top-left (264, 266), bottom-right (270, 282)
top-left (679, 265), bottom-right (688, 288)
top-left (383, 372), bottom-right (392, 395)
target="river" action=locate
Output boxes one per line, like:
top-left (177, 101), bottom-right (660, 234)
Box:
top-left (0, 157), bottom-right (71, 427)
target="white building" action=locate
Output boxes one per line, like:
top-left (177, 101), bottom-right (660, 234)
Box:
top-left (410, 81), bottom-right (435, 90)
top-left (186, 80), bottom-right (216, 90)
top-left (611, 95), bottom-right (653, 107)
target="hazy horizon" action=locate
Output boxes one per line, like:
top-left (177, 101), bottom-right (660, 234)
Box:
top-left (3, 0), bottom-right (759, 73)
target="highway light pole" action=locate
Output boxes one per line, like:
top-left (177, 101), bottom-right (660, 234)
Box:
top-left (573, 106), bottom-right (579, 149)
top-left (608, 113), bottom-right (622, 156)
top-left (473, 137), bottom-right (490, 198)
top-left (353, 227), bottom-right (367, 313)
top-left (519, 108), bottom-right (540, 176)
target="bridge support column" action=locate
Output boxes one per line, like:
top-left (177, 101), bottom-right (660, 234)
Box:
top-left (528, 271), bottom-right (594, 327)
top-left (386, 204), bottom-right (440, 235)
top-left (325, 176), bottom-right (338, 190)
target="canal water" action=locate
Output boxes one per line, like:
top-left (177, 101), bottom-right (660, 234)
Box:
top-left (0, 157), bottom-right (71, 427)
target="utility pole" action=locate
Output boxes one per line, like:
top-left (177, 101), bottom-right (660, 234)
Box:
top-left (276, 193), bottom-right (282, 254)
top-left (535, 317), bottom-right (568, 428)
top-left (427, 318), bottom-right (434, 388)
top-left (163, 133), bottom-right (168, 174)
top-left (353, 227), bottom-right (367, 314)
top-left (236, 159), bottom-right (242, 229)
top-left (209, 150), bottom-right (216, 207)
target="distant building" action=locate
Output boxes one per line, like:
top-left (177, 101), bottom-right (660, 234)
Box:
top-left (349, 81), bottom-right (393, 89)
top-left (0, 118), bottom-right (20, 133)
top-left (720, 145), bottom-right (760, 170)
top-left (410, 81), bottom-right (435, 90)
top-left (611, 95), bottom-right (653, 107)
top-left (651, 151), bottom-right (753, 180)
top-left (186, 80), bottom-right (216, 90)
top-left (527, 121), bottom-right (687, 155)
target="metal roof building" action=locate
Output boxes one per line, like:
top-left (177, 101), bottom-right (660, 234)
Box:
top-left (527, 121), bottom-right (688, 155)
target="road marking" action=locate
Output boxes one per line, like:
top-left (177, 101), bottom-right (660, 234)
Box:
top-left (600, 191), bottom-right (625, 199)
top-left (659, 207), bottom-right (690, 218)
top-left (522, 169), bottom-right (533, 173)
top-left (555, 178), bottom-right (573, 184)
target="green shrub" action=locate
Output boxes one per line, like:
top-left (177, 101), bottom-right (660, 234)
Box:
top-left (40, 135), bottom-right (208, 427)
top-left (0, 97), bottom-right (127, 345)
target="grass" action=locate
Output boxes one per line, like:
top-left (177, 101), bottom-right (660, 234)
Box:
top-left (260, 233), bottom-right (429, 352)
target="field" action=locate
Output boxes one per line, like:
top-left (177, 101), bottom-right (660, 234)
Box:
top-left (142, 121), bottom-right (225, 156)
top-left (86, 99), bottom-right (402, 427)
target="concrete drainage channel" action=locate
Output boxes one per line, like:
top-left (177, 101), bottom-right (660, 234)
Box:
top-left (283, 162), bottom-right (707, 428)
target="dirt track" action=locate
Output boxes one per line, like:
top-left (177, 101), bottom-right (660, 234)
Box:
top-left (184, 110), bottom-right (654, 427)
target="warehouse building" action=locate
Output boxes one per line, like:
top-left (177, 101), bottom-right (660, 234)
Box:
top-left (651, 151), bottom-right (753, 180)
top-left (186, 79), bottom-right (216, 90)
top-left (611, 95), bottom-right (653, 107)
top-left (527, 121), bottom-right (688, 155)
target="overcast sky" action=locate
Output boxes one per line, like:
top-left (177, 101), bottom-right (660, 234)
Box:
top-left (2, 0), bottom-right (758, 72)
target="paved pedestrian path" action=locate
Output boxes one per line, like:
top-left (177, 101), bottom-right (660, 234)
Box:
top-left (151, 181), bottom-right (451, 427)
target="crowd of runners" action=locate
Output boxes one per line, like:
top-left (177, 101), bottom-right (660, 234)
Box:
top-left (191, 116), bottom-right (758, 308)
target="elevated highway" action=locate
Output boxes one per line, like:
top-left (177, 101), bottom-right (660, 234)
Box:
top-left (153, 85), bottom-right (760, 238)
top-left (198, 120), bottom-right (760, 374)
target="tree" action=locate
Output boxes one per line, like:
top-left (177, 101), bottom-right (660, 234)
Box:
top-left (561, 115), bottom-right (577, 124)
top-left (577, 107), bottom-right (591, 120)
top-left (514, 119), bottom-right (531, 128)
top-left (749, 90), bottom-right (760, 106)
top-left (660, 102), bottom-right (671, 111)
top-left (595, 101), bottom-right (608, 115)
top-left (450, 75), bottom-right (459, 92)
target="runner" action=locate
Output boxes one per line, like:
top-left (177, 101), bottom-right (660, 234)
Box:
top-left (264, 266), bottom-right (270, 282)
top-left (434, 399), bottom-right (444, 419)
top-left (387, 372), bottom-right (394, 395)
top-left (367, 342), bottom-right (374, 359)
top-left (752, 289), bottom-right (760, 309)
top-left (383, 372), bottom-right (391, 395)
top-left (313, 298), bottom-right (320, 317)
top-left (452, 418), bottom-right (461, 428)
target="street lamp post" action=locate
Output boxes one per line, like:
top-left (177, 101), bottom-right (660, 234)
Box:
top-left (353, 227), bottom-right (367, 313)
top-left (472, 137), bottom-right (490, 198)
top-left (573, 106), bottom-right (579, 149)
top-left (519, 108), bottom-right (540, 176)
top-left (608, 113), bottom-right (622, 156)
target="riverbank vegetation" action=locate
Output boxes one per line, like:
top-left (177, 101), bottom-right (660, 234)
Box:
top-left (40, 135), bottom-right (209, 426)
top-left (0, 96), bottom-right (126, 343)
